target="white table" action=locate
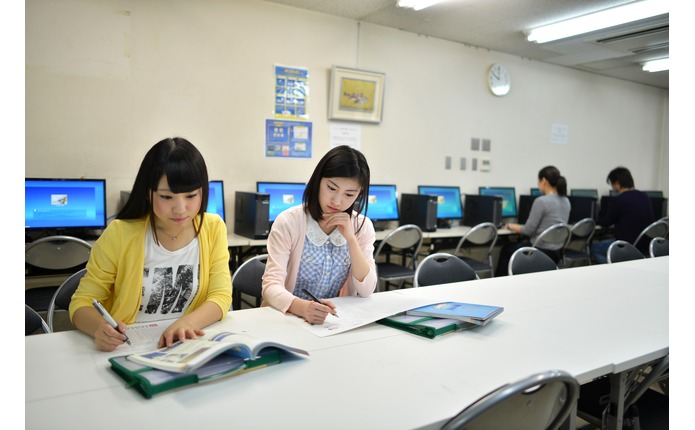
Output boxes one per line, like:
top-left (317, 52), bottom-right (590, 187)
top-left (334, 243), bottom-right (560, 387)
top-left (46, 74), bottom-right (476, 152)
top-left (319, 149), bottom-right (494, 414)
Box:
top-left (25, 257), bottom-right (668, 430)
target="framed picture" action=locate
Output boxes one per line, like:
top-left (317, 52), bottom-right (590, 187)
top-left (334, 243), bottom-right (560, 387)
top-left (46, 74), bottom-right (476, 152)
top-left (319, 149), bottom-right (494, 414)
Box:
top-left (328, 66), bottom-right (385, 124)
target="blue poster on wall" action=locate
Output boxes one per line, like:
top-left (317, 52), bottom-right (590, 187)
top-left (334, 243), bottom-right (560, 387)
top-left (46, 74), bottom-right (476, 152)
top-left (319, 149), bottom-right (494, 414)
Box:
top-left (265, 119), bottom-right (312, 158)
top-left (274, 65), bottom-right (308, 121)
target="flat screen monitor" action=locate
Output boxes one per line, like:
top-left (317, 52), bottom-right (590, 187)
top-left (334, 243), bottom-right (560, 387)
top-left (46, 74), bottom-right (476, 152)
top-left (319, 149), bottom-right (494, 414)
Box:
top-left (207, 180), bottom-right (226, 222)
top-left (517, 195), bottom-right (538, 224)
top-left (256, 181), bottom-right (306, 222)
top-left (479, 187), bottom-right (517, 218)
top-left (25, 178), bottom-right (107, 230)
top-left (571, 189), bottom-right (599, 198)
top-left (365, 184), bottom-right (399, 221)
top-left (417, 185), bottom-right (463, 221)
top-left (644, 190), bottom-right (664, 198)
top-left (530, 188), bottom-right (542, 196)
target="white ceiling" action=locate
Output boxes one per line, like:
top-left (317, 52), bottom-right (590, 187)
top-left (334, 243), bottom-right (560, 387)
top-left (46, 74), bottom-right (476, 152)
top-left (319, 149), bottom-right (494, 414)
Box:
top-left (261, 0), bottom-right (669, 89)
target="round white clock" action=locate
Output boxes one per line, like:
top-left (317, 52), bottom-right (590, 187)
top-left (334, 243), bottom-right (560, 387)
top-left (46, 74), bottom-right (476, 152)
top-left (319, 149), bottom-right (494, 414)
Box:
top-left (487, 63), bottom-right (511, 96)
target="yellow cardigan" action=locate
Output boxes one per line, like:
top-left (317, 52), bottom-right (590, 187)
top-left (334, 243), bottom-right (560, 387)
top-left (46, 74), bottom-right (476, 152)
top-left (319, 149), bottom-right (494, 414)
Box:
top-left (69, 214), bottom-right (232, 324)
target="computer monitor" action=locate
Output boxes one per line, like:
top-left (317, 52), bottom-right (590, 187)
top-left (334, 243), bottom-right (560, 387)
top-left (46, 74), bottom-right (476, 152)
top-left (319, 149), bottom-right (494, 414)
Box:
top-left (517, 194), bottom-right (538, 224)
top-left (568, 195), bottom-right (598, 223)
top-left (256, 181), bottom-right (306, 222)
top-left (530, 188), bottom-right (542, 196)
top-left (479, 187), bottom-right (518, 218)
top-left (644, 190), bottom-right (664, 198)
top-left (207, 180), bottom-right (226, 222)
top-left (25, 178), bottom-right (107, 231)
top-left (365, 184), bottom-right (399, 222)
top-left (417, 185), bottom-right (463, 227)
top-left (571, 189), bottom-right (599, 199)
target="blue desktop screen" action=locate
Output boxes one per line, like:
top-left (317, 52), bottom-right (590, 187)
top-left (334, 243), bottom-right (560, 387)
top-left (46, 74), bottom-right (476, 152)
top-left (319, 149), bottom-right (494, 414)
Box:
top-left (365, 184), bottom-right (399, 221)
top-left (570, 189), bottom-right (599, 198)
top-left (479, 186), bottom-right (518, 218)
top-left (418, 185), bottom-right (463, 219)
top-left (530, 188), bottom-right (542, 196)
top-left (25, 178), bottom-right (107, 229)
top-left (257, 181), bottom-right (306, 222)
top-left (207, 180), bottom-right (226, 222)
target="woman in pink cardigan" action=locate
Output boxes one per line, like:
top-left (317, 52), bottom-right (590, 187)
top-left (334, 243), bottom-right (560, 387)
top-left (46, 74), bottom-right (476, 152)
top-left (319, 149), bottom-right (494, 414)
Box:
top-left (262, 145), bottom-right (377, 325)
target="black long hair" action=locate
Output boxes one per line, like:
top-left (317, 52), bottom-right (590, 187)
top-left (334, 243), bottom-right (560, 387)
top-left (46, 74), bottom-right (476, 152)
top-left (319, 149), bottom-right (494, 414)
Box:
top-left (538, 165), bottom-right (567, 197)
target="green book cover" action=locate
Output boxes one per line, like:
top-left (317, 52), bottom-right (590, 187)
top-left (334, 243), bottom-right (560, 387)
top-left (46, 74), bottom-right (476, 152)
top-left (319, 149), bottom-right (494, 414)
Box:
top-left (377, 313), bottom-right (477, 339)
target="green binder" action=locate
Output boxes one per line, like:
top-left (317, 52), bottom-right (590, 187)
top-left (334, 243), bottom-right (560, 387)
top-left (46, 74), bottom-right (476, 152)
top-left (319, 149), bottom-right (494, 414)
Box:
top-left (109, 349), bottom-right (283, 399)
top-left (376, 313), bottom-right (478, 339)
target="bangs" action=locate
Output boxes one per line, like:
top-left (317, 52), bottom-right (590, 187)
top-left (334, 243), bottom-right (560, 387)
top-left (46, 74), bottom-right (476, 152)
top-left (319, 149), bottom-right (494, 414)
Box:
top-left (161, 159), bottom-right (206, 193)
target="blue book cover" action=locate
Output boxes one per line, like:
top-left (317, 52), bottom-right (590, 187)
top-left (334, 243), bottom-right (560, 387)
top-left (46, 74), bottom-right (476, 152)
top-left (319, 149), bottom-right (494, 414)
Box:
top-left (405, 302), bottom-right (504, 325)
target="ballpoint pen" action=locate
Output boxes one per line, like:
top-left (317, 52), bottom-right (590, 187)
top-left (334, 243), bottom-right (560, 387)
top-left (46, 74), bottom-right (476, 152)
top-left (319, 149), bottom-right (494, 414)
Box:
top-left (92, 299), bottom-right (131, 345)
top-left (301, 288), bottom-right (339, 318)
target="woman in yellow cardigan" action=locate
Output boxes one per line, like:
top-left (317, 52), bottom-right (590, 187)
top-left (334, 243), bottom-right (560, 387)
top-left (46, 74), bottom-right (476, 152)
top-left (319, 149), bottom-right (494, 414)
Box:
top-left (70, 137), bottom-right (231, 352)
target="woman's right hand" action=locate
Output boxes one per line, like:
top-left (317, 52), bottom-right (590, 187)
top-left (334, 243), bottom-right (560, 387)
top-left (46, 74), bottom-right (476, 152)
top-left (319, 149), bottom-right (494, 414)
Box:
top-left (93, 320), bottom-right (128, 352)
top-left (290, 298), bottom-right (336, 325)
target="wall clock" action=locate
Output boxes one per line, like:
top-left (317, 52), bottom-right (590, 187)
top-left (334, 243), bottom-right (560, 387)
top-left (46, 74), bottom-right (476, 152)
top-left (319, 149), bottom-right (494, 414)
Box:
top-left (487, 63), bottom-right (511, 96)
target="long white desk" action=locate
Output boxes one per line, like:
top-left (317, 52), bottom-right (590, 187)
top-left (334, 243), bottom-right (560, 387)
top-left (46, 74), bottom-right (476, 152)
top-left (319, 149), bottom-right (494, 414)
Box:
top-left (25, 257), bottom-right (668, 430)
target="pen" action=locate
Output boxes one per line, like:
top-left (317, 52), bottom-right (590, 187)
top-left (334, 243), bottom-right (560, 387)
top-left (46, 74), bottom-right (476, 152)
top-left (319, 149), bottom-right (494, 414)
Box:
top-left (92, 299), bottom-right (131, 345)
top-left (301, 288), bottom-right (339, 318)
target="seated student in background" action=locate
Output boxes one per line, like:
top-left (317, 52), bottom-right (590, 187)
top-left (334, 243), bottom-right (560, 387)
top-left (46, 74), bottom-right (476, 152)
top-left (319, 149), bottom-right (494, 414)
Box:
top-left (262, 145), bottom-right (377, 325)
top-left (70, 137), bottom-right (232, 352)
top-left (590, 166), bottom-right (654, 264)
top-left (496, 166), bottom-right (571, 276)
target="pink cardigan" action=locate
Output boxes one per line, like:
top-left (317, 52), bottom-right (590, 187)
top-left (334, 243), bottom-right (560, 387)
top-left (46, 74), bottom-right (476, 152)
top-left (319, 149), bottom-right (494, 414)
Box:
top-left (261, 205), bottom-right (377, 313)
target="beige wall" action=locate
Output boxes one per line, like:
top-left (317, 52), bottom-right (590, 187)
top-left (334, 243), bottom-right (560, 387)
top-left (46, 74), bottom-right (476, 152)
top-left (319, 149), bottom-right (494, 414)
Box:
top-left (25, 0), bottom-right (669, 228)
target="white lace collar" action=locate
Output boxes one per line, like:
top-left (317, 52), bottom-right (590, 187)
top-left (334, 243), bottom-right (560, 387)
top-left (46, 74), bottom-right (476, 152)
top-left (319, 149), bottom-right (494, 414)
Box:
top-left (306, 216), bottom-right (347, 247)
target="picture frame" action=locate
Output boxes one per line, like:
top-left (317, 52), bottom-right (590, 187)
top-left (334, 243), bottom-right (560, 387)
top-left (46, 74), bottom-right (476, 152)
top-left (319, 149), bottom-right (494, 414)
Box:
top-left (328, 66), bottom-right (385, 124)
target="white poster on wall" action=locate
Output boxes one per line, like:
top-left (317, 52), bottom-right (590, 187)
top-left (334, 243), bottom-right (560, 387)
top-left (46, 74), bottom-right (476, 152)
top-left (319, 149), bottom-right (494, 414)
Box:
top-left (551, 123), bottom-right (569, 144)
top-left (329, 123), bottom-right (361, 150)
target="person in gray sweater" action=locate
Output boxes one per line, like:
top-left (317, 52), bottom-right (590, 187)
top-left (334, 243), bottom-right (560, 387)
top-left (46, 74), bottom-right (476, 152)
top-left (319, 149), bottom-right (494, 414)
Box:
top-left (496, 166), bottom-right (571, 276)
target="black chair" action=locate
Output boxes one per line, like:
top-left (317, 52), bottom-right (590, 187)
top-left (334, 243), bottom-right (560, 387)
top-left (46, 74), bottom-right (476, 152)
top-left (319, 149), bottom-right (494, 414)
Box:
top-left (531, 223), bottom-right (571, 264)
top-left (25, 304), bottom-right (50, 335)
top-left (374, 224), bottom-right (423, 291)
top-left (649, 237), bottom-right (668, 258)
top-left (508, 246), bottom-right (558, 276)
top-left (633, 218), bottom-right (668, 255)
top-left (607, 240), bottom-right (644, 264)
top-left (413, 253), bottom-right (478, 287)
top-left (453, 222), bottom-right (498, 278)
top-left (231, 254), bottom-right (267, 310)
top-left (46, 268), bottom-right (87, 332)
top-left (562, 218), bottom-right (596, 268)
top-left (577, 355), bottom-right (669, 430)
top-left (440, 369), bottom-right (580, 430)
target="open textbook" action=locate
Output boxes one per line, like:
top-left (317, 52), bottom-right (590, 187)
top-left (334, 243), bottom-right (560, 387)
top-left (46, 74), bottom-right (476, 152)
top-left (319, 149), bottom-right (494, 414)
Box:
top-left (109, 331), bottom-right (308, 398)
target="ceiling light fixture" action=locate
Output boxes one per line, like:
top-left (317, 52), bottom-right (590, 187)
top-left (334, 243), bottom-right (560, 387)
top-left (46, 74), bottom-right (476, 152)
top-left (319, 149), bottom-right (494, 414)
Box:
top-left (642, 58), bottom-right (669, 72)
top-left (397, 0), bottom-right (448, 11)
top-left (525, 0), bottom-right (669, 44)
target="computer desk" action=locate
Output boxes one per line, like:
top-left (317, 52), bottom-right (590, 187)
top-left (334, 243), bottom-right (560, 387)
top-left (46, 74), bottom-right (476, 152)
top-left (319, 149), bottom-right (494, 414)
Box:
top-left (25, 257), bottom-right (668, 430)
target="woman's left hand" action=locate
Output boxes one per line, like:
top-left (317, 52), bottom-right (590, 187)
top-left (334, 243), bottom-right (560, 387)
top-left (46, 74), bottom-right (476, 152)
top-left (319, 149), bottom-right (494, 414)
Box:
top-left (158, 320), bottom-right (205, 348)
top-left (322, 212), bottom-right (355, 239)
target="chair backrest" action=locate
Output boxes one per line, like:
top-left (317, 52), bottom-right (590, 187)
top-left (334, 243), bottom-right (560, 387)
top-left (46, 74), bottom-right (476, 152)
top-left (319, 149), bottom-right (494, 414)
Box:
top-left (374, 224), bottom-right (424, 270)
top-left (570, 218), bottom-right (596, 242)
top-left (454, 222), bottom-right (498, 256)
top-left (509, 247), bottom-right (558, 276)
top-left (649, 237), bottom-right (669, 258)
top-left (413, 253), bottom-right (478, 287)
top-left (633, 218), bottom-right (669, 252)
top-left (25, 235), bottom-right (93, 271)
top-left (531, 223), bottom-right (571, 252)
top-left (47, 268), bottom-right (87, 332)
top-left (25, 304), bottom-right (50, 335)
top-left (231, 254), bottom-right (268, 310)
top-left (607, 240), bottom-right (645, 264)
top-left (440, 369), bottom-right (580, 430)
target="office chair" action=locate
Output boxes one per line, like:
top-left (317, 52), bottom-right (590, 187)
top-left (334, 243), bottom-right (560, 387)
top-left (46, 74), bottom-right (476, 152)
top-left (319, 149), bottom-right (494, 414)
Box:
top-left (633, 218), bottom-right (668, 255)
top-left (531, 223), bottom-right (571, 264)
top-left (561, 218), bottom-right (596, 268)
top-left (607, 240), bottom-right (644, 264)
top-left (25, 235), bottom-right (92, 312)
top-left (413, 253), bottom-right (478, 288)
top-left (508, 247), bottom-right (558, 276)
top-left (231, 254), bottom-right (267, 310)
top-left (577, 355), bottom-right (669, 430)
top-left (47, 268), bottom-right (87, 332)
top-left (440, 369), bottom-right (580, 430)
top-left (373, 224), bottom-right (423, 291)
top-left (25, 304), bottom-right (50, 335)
top-left (649, 237), bottom-right (668, 258)
top-left (453, 222), bottom-right (498, 278)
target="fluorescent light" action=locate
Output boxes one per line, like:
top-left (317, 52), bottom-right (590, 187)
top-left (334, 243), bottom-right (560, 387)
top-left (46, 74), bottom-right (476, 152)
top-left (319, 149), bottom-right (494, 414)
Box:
top-left (398, 0), bottom-right (447, 11)
top-left (526, 0), bottom-right (669, 43)
top-left (643, 58), bottom-right (669, 72)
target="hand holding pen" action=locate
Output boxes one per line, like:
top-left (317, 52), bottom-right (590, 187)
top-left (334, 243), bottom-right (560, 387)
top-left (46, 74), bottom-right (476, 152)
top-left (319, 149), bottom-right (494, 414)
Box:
top-left (92, 299), bottom-right (131, 346)
top-left (301, 288), bottom-right (339, 319)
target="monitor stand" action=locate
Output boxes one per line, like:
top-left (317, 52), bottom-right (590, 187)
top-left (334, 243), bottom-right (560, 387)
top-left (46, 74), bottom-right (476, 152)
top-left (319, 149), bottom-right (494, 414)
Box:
top-left (437, 219), bottom-right (452, 229)
top-left (372, 220), bottom-right (388, 232)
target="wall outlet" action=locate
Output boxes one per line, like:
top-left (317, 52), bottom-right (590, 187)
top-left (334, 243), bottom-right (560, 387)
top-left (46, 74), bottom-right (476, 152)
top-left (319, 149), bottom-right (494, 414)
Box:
top-left (480, 157), bottom-right (491, 171)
